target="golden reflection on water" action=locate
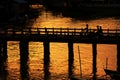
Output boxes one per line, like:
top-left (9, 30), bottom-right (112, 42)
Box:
top-left (97, 45), bottom-right (117, 74)
top-left (33, 11), bottom-right (120, 29)
top-left (73, 44), bottom-right (93, 78)
top-left (7, 41), bottom-right (20, 80)
top-left (6, 10), bottom-right (119, 80)
top-left (29, 42), bottom-right (44, 80)
top-left (7, 42), bottom-right (117, 79)
top-left (50, 43), bottom-right (68, 79)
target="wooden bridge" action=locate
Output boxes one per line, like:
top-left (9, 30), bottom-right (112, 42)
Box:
top-left (0, 27), bottom-right (120, 43)
top-left (1, 27), bottom-right (120, 79)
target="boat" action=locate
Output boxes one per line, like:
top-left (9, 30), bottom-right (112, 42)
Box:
top-left (104, 57), bottom-right (120, 80)
top-left (104, 69), bottom-right (120, 79)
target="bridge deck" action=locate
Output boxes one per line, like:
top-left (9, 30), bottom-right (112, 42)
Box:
top-left (0, 28), bottom-right (120, 43)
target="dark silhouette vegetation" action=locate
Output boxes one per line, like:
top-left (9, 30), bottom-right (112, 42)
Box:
top-left (0, 0), bottom-right (42, 27)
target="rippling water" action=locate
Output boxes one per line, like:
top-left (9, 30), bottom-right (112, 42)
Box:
top-left (1, 7), bottom-right (120, 80)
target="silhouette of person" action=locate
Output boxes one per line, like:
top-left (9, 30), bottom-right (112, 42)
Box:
top-left (85, 24), bottom-right (89, 33)
top-left (99, 26), bottom-right (103, 33)
top-left (97, 25), bottom-right (103, 36)
top-left (45, 28), bottom-right (47, 34)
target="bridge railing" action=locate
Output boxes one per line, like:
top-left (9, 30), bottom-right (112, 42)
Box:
top-left (0, 28), bottom-right (120, 36)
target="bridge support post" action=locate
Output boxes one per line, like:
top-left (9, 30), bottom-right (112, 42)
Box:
top-left (0, 41), bottom-right (3, 59)
top-left (3, 40), bottom-right (7, 60)
top-left (43, 41), bottom-right (50, 80)
top-left (20, 61), bottom-right (29, 80)
top-left (68, 42), bottom-right (74, 78)
top-left (92, 43), bottom-right (97, 80)
top-left (0, 41), bottom-right (3, 63)
top-left (117, 44), bottom-right (120, 72)
top-left (0, 40), bottom-right (8, 80)
top-left (19, 40), bottom-right (29, 79)
top-left (0, 40), bottom-right (7, 60)
top-left (19, 40), bottom-right (29, 64)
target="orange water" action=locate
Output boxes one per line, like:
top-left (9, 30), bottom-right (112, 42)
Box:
top-left (5, 10), bottom-right (120, 80)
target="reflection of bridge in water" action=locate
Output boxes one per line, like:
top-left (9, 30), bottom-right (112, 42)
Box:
top-left (0, 27), bottom-right (120, 79)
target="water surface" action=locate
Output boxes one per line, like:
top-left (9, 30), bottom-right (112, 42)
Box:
top-left (1, 8), bottom-right (120, 80)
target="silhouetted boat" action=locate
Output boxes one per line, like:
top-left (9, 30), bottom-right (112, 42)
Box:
top-left (104, 69), bottom-right (120, 79)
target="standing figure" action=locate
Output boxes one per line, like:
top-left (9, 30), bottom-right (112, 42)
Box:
top-left (97, 25), bottom-right (103, 36)
top-left (85, 24), bottom-right (89, 33)
top-left (99, 26), bottom-right (103, 34)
